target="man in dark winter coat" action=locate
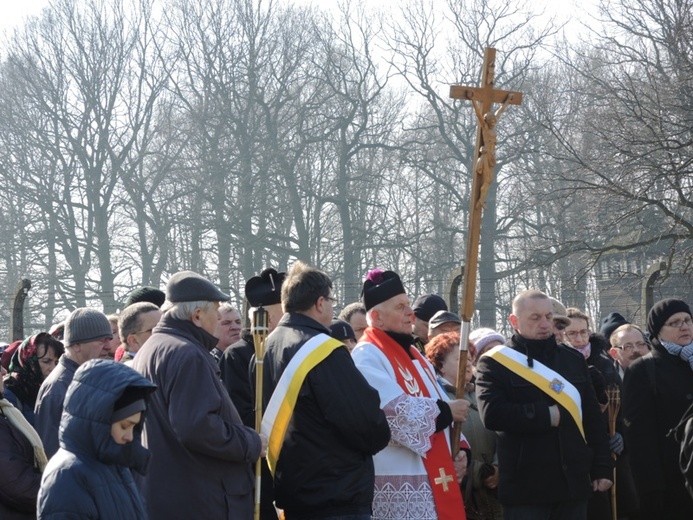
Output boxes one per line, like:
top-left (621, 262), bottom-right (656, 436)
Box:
top-left (476, 290), bottom-right (612, 519)
top-left (623, 298), bottom-right (693, 519)
top-left (262, 261), bottom-right (390, 519)
top-left (565, 308), bottom-right (640, 520)
top-left (220, 268), bottom-right (286, 428)
top-left (220, 268), bottom-right (286, 520)
top-left (35, 308), bottom-right (114, 457)
top-left (133, 271), bottom-right (265, 520)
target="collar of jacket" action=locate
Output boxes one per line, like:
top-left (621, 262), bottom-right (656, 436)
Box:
top-left (385, 330), bottom-right (416, 357)
top-left (510, 333), bottom-right (558, 366)
top-left (277, 312), bottom-right (331, 334)
top-left (155, 315), bottom-right (219, 352)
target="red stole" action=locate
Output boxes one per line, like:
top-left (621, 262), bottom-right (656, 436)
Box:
top-left (362, 327), bottom-right (466, 520)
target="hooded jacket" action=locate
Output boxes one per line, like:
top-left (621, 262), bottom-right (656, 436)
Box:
top-left (37, 359), bottom-right (155, 519)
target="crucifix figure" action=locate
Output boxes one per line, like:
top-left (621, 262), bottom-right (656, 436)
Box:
top-left (446, 48), bottom-right (523, 457)
top-left (450, 48), bottom-right (522, 211)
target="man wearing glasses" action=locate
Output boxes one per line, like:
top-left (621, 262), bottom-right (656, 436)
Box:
top-left (609, 324), bottom-right (649, 379)
top-left (262, 261), bottom-right (390, 520)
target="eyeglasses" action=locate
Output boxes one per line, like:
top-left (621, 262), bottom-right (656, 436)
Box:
top-left (565, 330), bottom-right (590, 339)
top-left (613, 342), bottom-right (647, 352)
top-left (664, 318), bottom-right (693, 329)
top-left (133, 327), bottom-right (154, 336)
top-left (554, 322), bottom-right (567, 331)
top-left (325, 296), bottom-right (338, 304)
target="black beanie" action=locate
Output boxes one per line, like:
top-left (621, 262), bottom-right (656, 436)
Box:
top-left (329, 320), bottom-right (356, 342)
top-left (361, 269), bottom-right (406, 311)
top-left (125, 286), bottom-right (166, 308)
top-left (599, 312), bottom-right (629, 340)
top-left (111, 386), bottom-right (148, 423)
top-left (647, 298), bottom-right (692, 340)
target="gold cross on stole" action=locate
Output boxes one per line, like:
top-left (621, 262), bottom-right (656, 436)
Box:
top-left (434, 467), bottom-right (454, 492)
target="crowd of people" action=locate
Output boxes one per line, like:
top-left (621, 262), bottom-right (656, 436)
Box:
top-left (1, 263), bottom-right (693, 520)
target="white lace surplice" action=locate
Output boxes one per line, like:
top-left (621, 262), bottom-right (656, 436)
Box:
top-left (352, 342), bottom-right (450, 520)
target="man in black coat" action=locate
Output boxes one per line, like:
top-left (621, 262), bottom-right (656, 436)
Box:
top-left (220, 268), bottom-right (286, 428)
top-left (476, 290), bottom-right (612, 519)
top-left (262, 261), bottom-right (390, 519)
top-left (220, 268), bottom-right (286, 520)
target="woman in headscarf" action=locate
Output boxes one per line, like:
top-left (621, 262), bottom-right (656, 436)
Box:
top-left (3, 334), bottom-right (64, 425)
top-left (0, 366), bottom-right (47, 519)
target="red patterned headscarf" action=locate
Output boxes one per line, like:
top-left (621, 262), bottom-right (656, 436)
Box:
top-left (4, 333), bottom-right (63, 409)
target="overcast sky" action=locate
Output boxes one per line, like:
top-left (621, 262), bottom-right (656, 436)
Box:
top-left (2, 0), bottom-right (597, 33)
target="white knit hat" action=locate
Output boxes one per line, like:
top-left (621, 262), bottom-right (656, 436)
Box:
top-left (469, 328), bottom-right (506, 356)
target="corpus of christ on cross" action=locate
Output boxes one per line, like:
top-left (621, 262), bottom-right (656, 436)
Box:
top-left (448, 47), bottom-right (522, 455)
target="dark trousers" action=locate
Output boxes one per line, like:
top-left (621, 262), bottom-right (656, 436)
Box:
top-left (504, 500), bottom-right (587, 520)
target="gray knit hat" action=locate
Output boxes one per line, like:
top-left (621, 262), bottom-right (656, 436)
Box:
top-left (63, 308), bottom-right (113, 347)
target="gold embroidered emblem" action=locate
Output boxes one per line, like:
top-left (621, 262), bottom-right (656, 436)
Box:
top-left (434, 467), bottom-right (453, 491)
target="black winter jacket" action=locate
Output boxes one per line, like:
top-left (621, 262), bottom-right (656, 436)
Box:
top-left (623, 337), bottom-right (693, 519)
top-left (0, 399), bottom-right (41, 519)
top-left (220, 332), bottom-right (255, 428)
top-left (37, 359), bottom-right (155, 519)
top-left (476, 334), bottom-right (613, 506)
top-left (263, 313), bottom-right (390, 518)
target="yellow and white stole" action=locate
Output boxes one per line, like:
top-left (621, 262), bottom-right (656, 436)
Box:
top-left (483, 344), bottom-right (586, 441)
top-left (261, 333), bottom-right (344, 474)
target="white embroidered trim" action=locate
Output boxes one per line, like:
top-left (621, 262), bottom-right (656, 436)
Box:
top-left (373, 474), bottom-right (436, 520)
top-left (384, 393), bottom-right (439, 456)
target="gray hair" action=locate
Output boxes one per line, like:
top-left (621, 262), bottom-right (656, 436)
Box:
top-left (162, 300), bottom-right (216, 321)
top-left (366, 304), bottom-right (383, 327)
top-left (219, 302), bottom-right (239, 314)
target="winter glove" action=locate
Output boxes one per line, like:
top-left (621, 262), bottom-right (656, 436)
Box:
top-left (610, 432), bottom-right (624, 455)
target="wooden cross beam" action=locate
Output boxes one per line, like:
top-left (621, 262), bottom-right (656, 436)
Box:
top-left (448, 47), bottom-right (522, 456)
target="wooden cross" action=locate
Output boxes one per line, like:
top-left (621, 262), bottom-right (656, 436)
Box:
top-left (448, 47), bottom-right (522, 456)
top-left (434, 467), bottom-right (454, 492)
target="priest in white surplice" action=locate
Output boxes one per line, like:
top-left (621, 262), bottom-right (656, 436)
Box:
top-left (352, 269), bottom-right (470, 520)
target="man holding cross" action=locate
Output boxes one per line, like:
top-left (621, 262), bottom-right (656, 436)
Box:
top-left (475, 290), bottom-right (612, 520)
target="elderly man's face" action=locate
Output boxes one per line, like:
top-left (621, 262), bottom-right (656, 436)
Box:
top-left (610, 328), bottom-right (648, 369)
top-left (194, 302), bottom-right (221, 336)
top-left (215, 309), bottom-right (242, 350)
top-left (510, 296), bottom-right (554, 340)
top-left (374, 294), bottom-right (414, 335)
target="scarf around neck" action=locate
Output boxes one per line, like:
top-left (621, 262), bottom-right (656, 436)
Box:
top-left (574, 342), bottom-right (591, 360)
top-left (0, 398), bottom-right (48, 471)
top-left (660, 339), bottom-right (693, 371)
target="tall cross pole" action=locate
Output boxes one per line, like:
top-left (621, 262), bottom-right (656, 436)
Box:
top-left (449, 48), bottom-right (522, 456)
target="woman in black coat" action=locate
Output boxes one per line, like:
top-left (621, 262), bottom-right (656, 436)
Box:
top-left (37, 359), bottom-right (155, 519)
top-left (623, 298), bottom-right (693, 520)
top-left (0, 367), bottom-right (46, 520)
